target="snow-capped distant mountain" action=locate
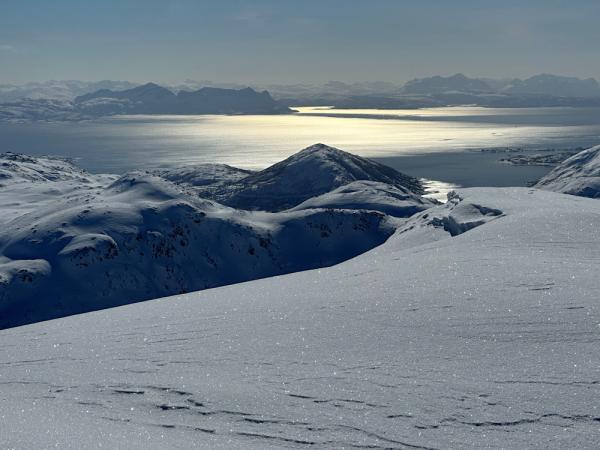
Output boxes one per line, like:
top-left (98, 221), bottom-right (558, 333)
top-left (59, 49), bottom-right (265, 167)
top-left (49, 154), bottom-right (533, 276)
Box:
top-left (321, 74), bottom-right (600, 109)
top-left (0, 98), bottom-right (79, 122)
top-left (202, 143), bottom-right (424, 211)
top-left (0, 145), bottom-right (431, 328)
top-left (0, 80), bottom-right (138, 102)
top-left (75, 82), bottom-right (175, 103)
top-left (503, 74), bottom-right (600, 97)
top-left (401, 73), bottom-right (494, 94)
top-left (535, 145), bottom-right (600, 198)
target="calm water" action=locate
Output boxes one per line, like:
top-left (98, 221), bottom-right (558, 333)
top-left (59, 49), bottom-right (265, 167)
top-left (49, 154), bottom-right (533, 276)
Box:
top-left (0, 106), bottom-right (599, 180)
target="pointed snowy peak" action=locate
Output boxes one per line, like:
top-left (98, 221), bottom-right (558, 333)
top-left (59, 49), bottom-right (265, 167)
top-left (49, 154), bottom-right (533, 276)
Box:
top-left (224, 143), bottom-right (424, 211)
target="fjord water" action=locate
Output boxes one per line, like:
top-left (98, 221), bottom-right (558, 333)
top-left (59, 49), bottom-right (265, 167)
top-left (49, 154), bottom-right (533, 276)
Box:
top-left (1, 106), bottom-right (599, 183)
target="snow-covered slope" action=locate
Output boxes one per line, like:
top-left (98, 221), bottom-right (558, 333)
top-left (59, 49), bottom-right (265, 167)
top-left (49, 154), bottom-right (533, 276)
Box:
top-left (0, 147), bottom-right (431, 328)
top-left (0, 98), bottom-right (79, 122)
top-left (503, 74), bottom-right (600, 97)
top-left (0, 152), bottom-right (116, 225)
top-left (0, 171), bottom-right (400, 328)
top-left (214, 143), bottom-right (424, 211)
top-left (290, 180), bottom-right (436, 217)
top-left (151, 164), bottom-right (253, 188)
top-left (151, 164), bottom-right (253, 200)
top-left (535, 145), bottom-right (600, 198)
top-left (1, 187), bottom-right (599, 449)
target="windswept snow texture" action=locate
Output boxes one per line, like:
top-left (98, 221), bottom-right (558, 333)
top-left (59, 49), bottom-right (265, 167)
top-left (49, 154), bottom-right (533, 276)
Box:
top-left (208, 144), bottom-right (424, 211)
top-left (536, 145), bottom-right (600, 198)
top-left (0, 147), bottom-right (432, 328)
top-left (1, 187), bottom-right (599, 449)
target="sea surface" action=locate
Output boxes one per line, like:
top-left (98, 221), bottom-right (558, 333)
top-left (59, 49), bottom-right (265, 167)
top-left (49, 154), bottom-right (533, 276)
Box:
top-left (1, 106), bottom-right (599, 189)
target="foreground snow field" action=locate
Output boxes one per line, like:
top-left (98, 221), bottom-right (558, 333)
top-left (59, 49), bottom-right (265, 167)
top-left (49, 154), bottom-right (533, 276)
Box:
top-left (1, 187), bottom-right (599, 449)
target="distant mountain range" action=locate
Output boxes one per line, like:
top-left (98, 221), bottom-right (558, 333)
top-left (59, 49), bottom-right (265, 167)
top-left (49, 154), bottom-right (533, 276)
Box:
top-left (399, 73), bottom-right (600, 97)
top-left (402, 73), bottom-right (494, 95)
top-left (0, 84), bottom-right (292, 121)
top-left (326, 74), bottom-right (600, 109)
top-left (0, 80), bottom-right (138, 102)
top-left (3, 74), bottom-right (600, 120)
top-left (74, 83), bottom-right (292, 115)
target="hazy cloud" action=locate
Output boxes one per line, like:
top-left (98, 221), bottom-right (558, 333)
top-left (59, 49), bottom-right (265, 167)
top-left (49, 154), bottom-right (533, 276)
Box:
top-left (0, 44), bottom-right (16, 52)
top-left (233, 9), bottom-right (273, 24)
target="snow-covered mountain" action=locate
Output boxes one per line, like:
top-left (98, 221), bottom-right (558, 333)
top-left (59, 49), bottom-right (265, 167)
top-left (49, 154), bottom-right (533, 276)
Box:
top-left (503, 74), bottom-right (600, 97)
top-left (193, 143), bottom-right (425, 211)
top-left (75, 82), bottom-right (175, 104)
top-left (0, 98), bottom-right (79, 122)
top-left (0, 80), bottom-right (138, 102)
top-left (0, 152), bottom-right (117, 225)
top-left (0, 146), bottom-right (431, 328)
top-left (535, 145), bottom-right (600, 198)
top-left (1, 186), bottom-right (599, 448)
top-left (5, 74), bottom-right (600, 119)
top-left (401, 73), bottom-right (494, 94)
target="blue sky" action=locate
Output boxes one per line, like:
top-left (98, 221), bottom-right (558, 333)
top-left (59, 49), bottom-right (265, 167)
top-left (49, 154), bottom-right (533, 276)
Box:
top-left (1, 0), bottom-right (599, 83)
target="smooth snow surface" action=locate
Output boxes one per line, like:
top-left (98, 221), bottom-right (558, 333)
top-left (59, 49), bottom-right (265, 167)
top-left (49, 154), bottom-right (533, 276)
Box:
top-left (1, 187), bottom-right (599, 449)
top-left (290, 180), bottom-right (435, 217)
top-left (536, 145), bottom-right (600, 198)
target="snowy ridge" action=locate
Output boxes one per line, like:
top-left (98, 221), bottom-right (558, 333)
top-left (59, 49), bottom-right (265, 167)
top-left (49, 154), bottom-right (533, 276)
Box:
top-left (0, 153), bottom-right (116, 226)
top-left (0, 146), bottom-right (430, 328)
top-left (290, 179), bottom-right (435, 217)
top-left (150, 164), bottom-right (254, 200)
top-left (0, 171), bottom-right (398, 328)
top-left (151, 164), bottom-right (253, 188)
top-left (535, 144), bottom-right (600, 198)
top-left (0, 152), bottom-right (95, 184)
top-left (387, 190), bottom-right (504, 250)
top-left (1, 187), bottom-right (599, 448)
